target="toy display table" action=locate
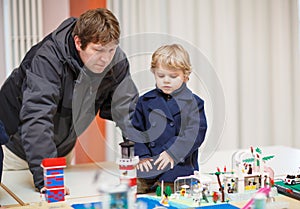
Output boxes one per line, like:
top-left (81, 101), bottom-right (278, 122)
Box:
top-left (1, 162), bottom-right (119, 206)
top-left (1, 146), bottom-right (300, 208)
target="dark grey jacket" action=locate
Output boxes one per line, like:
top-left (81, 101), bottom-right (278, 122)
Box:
top-left (0, 17), bottom-right (138, 190)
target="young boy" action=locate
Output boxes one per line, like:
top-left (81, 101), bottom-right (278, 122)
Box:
top-left (132, 44), bottom-right (207, 193)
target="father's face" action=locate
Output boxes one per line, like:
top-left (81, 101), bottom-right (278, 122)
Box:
top-left (74, 36), bottom-right (118, 73)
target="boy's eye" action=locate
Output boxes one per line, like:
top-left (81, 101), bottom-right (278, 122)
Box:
top-left (157, 74), bottom-right (164, 78)
top-left (170, 75), bottom-right (178, 78)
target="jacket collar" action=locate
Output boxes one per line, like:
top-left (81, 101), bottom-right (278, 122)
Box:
top-left (144, 83), bottom-right (194, 120)
top-left (144, 83), bottom-right (193, 101)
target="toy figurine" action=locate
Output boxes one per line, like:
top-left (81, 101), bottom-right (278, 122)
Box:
top-left (160, 192), bottom-right (169, 207)
top-left (212, 191), bottom-right (219, 203)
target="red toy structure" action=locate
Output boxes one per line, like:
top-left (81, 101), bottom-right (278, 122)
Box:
top-left (41, 157), bottom-right (67, 203)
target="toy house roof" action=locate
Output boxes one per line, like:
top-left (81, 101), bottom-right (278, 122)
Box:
top-left (41, 157), bottom-right (66, 168)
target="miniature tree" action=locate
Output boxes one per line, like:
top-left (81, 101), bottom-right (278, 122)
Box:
top-left (156, 186), bottom-right (162, 196)
top-left (210, 166), bottom-right (234, 202)
top-left (215, 169), bottom-right (224, 202)
top-left (165, 186), bottom-right (172, 197)
top-left (243, 147), bottom-right (274, 172)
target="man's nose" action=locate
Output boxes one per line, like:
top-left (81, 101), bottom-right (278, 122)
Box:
top-left (100, 52), bottom-right (111, 62)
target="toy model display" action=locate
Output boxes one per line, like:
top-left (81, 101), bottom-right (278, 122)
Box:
top-left (275, 167), bottom-right (300, 201)
top-left (284, 174), bottom-right (300, 185)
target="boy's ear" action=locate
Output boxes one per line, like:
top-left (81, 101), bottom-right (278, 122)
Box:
top-left (184, 75), bottom-right (189, 82)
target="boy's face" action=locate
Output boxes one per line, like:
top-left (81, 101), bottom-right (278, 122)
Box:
top-left (74, 36), bottom-right (118, 73)
top-left (154, 65), bottom-right (187, 94)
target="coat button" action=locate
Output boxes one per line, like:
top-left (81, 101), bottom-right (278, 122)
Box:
top-left (179, 158), bottom-right (185, 163)
top-left (169, 122), bottom-right (174, 127)
top-left (151, 121), bottom-right (157, 127)
top-left (149, 142), bottom-right (156, 147)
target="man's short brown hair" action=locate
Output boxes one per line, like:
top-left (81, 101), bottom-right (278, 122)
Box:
top-left (72, 8), bottom-right (120, 49)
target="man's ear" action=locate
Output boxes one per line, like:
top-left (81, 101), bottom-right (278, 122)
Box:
top-left (74, 35), bottom-right (82, 51)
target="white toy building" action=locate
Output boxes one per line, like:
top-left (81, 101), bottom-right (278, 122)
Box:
top-left (98, 140), bottom-right (139, 209)
top-left (117, 141), bottom-right (139, 192)
top-left (173, 171), bottom-right (212, 204)
top-left (223, 147), bottom-right (276, 201)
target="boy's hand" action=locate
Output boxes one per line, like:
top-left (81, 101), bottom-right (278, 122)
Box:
top-left (137, 158), bottom-right (153, 172)
top-left (154, 151), bottom-right (174, 170)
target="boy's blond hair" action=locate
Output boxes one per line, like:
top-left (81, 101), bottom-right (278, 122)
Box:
top-left (151, 44), bottom-right (192, 77)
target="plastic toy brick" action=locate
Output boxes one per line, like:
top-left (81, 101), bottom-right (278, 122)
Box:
top-left (41, 157), bottom-right (66, 168)
top-left (45, 175), bottom-right (64, 188)
top-left (45, 188), bottom-right (65, 203)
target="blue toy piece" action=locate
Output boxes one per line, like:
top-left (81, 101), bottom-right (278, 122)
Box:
top-left (136, 197), bottom-right (239, 209)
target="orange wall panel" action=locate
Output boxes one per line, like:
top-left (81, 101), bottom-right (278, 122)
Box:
top-left (75, 116), bottom-right (106, 164)
top-left (70, 0), bottom-right (106, 17)
top-left (70, 0), bottom-right (107, 163)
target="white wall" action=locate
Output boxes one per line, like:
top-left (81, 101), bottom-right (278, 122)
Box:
top-left (0, 0), bottom-right (70, 85)
top-left (42, 0), bottom-right (70, 36)
top-left (107, 0), bottom-right (300, 163)
top-left (0, 0), bottom-right (6, 86)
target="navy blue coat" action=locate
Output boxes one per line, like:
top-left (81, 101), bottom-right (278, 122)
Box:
top-left (132, 83), bottom-right (207, 182)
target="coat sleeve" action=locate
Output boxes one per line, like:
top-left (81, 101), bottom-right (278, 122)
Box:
top-left (163, 97), bottom-right (207, 164)
top-left (20, 54), bottom-right (62, 190)
top-left (131, 98), bottom-right (152, 158)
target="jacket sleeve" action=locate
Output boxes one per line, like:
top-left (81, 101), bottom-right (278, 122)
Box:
top-left (20, 54), bottom-right (62, 190)
top-left (163, 97), bottom-right (207, 164)
top-left (99, 47), bottom-right (139, 138)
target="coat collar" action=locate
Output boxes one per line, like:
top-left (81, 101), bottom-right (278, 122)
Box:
top-left (143, 83), bottom-right (194, 120)
top-left (144, 83), bottom-right (193, 101)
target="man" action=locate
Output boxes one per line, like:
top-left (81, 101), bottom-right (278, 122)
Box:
top-left (0, 8), bottom-right (138, 192)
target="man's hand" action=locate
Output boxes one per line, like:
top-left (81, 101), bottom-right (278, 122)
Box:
top-left (40, 186), bottom-right (70, 195)
top-left (137, 158), bottom-right (153, 172)
top-left (154, 151), bottom-right (174, 170)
